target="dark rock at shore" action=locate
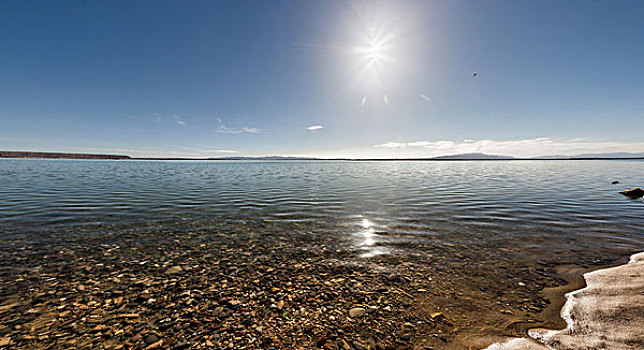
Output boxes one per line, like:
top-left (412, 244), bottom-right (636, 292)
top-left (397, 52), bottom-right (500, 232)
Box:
top-left (619, 187), bottom-right (644, 198)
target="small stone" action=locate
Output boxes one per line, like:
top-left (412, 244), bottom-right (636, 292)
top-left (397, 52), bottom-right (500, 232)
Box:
top-left (144, 334), bottom-right (158, 345)
top-left (173, 341), bottom-right (190, 349)
top-left (213, 306), bottom-right (225, 317)
top-left (165, 266), bottom-right (183, 275)
top-left (349, 307), bottom-right (366, 318)
top-left (146, 339), bottom-right (163, 349)
top-left (316, 336), bottom-right (327, 347)
top-left (91, 325), bottom-right (107, 332)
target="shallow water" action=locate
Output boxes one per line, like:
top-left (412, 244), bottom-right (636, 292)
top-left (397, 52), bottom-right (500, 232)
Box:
top-left (1, 159), bottom-right (644, 348)
top-left (1, 159), bottom-right (642, 259)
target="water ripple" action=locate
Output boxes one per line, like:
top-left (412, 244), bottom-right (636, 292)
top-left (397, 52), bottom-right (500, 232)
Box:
top-left (1, 159), bottom-right (643, 259)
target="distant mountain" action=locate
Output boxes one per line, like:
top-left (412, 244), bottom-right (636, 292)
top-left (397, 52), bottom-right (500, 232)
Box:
top-left (531, 152), bottom-right (644, 159)
top-left (0, 151), bottom-right (130, 160)
top-left (430, 153), bottom-right (517, 160)
top-left (570, 152), bottom-right (644, 159)
top-left (6, 151), bottom-right (642, 162)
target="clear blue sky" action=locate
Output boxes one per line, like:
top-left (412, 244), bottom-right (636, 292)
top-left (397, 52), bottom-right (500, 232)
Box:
top-left (1, 0), bottom-right (643, 158)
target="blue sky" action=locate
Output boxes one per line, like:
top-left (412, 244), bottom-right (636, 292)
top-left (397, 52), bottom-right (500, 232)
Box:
top-left (1, 0), bottom-right (643, 158)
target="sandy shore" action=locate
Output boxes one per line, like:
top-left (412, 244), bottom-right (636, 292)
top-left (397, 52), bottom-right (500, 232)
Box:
top-left (485, 251), bottom-right (644, 350)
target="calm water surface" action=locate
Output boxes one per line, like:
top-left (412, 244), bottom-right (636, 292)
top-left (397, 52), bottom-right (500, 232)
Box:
top-left (1, 159), bottom-right (643, 261)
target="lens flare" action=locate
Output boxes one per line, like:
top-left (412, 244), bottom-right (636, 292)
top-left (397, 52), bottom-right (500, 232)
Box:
top-left (312, 1), bottom-right (424, 107)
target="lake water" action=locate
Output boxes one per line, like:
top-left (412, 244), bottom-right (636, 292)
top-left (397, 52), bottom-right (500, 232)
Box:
top-left (1, 159), bottom-right (642, 260)
top-left (1, 159), bottom-right (643, 348)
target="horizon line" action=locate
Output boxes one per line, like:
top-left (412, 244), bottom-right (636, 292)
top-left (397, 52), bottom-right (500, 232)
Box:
top-left (2, 150), bottom-right (644, 162)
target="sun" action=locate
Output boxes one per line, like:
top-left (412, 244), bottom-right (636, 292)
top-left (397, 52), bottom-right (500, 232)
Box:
top-left (325, 1), bottom-right (421, 106)
top-left (354, 27), bottom-right (394, 66)
top-left (362, 36), bottom-right (388, 63)
top-left (343, 26), bottom-right (395, 103)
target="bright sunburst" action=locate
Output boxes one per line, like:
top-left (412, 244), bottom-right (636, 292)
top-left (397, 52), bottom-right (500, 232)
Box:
top-left (305, 1), bottom-right (421, 107)
top-left (339, 1), bottom-right (417, 107)
top-left (354, 27), bottom-right (394, 65)
top-left (350, 24), bottom-right (397, 98)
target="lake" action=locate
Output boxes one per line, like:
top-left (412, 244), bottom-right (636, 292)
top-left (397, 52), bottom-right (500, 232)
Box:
top-left (1, 159), bottom-right (642, 348)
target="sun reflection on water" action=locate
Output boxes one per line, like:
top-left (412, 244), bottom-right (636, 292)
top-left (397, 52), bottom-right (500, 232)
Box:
top-left (356, 216), bottom-right (387, 258)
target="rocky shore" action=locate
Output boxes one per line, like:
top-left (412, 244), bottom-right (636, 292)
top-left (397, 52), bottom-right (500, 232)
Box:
top-left (0, 225), bottom-right (624, 350)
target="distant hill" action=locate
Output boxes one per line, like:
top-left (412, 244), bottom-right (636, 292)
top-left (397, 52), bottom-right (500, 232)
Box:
top-left (430, 152), bottom-right (644, 160)
top-left (569, 152), bottom-right (644, 159)
top-left (4, 151), bottom-right (642, 161)
top-left (531, 152), bottom-right (644, 160)
top-left (0, 151), bottom-right (131, 160)
top-left (430, 153), bottom-right (517, 160)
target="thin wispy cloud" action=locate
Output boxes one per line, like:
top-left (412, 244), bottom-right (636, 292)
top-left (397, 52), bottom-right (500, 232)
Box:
top-left (201, 149), bottom-right (239, 154)
top-left (216, 118), bottom-right (262, 134)
top-left (307, 125), bottom-right (323, 131)
top-left (174, 115), bottom-right (187, 126)
top-left (376, 138), bottom-right (553, 150)
top-left (216, 125), bottom-right (242, 134)
top-left (374, 137), bottom-right (644, 158)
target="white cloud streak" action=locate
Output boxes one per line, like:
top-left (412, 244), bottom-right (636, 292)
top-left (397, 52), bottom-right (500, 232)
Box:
top-left (200, 149), bottom-right (239, 154)
top-left (374, 137), bottom-right (644, 158)
top-left (216, 118), bottom-right (262, 134)
top-left (174, 115), bottom-right (187, 126)
top-left (242, 127), bottom-right (261, 133)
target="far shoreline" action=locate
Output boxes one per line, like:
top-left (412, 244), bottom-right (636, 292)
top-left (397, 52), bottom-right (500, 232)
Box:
top-left (2, 150), bottom-right (644, 162)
